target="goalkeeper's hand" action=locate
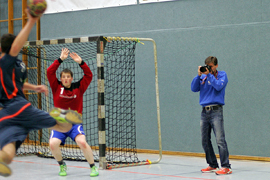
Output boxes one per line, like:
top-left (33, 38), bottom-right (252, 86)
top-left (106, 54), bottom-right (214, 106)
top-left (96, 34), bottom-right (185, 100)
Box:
top-left (60, 48), bottom-right (69, 61)
top-left (70, 52), bottom-right (82, 64)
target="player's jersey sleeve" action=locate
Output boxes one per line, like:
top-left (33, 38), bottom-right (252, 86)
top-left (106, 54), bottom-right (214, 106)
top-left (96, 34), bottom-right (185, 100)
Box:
top-left (0, 55), bottom-right (18, 100)
top-left (78, 61), bottom-right (93, 93)
top-left (0, 54), bottom-right (17, 72)
top-left (47, 58), bottom-right (62, 93)
top-left (0, 54), bottom-right (27, 102)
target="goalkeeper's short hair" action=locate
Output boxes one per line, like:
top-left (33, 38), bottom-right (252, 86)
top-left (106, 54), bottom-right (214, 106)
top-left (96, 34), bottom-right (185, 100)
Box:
top-left (60, 68), bottom-right (73, 78)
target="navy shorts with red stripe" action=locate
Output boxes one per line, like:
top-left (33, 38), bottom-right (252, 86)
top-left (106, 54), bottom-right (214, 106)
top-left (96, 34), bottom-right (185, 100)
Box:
top-left (0, 96), bottom-right (57, 150)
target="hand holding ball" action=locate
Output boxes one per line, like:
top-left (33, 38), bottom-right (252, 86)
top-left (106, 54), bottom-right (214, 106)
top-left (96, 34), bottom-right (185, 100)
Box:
top-left (27, 0), bottom-right (47, 17)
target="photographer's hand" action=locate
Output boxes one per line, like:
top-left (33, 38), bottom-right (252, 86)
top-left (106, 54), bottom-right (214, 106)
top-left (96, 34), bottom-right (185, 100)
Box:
top-left (198, 66), bottom-right (203, 76)
top-left (202, 68), bottom-right (210, 75)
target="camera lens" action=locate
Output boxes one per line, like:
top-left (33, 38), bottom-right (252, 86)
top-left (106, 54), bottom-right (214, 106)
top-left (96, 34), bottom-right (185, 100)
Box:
top-left (200, 66), bottom-right (207, 72)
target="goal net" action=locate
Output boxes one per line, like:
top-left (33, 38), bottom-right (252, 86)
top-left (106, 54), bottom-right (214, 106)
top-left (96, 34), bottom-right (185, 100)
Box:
top-left (17, 36), bottom-right (142, 167)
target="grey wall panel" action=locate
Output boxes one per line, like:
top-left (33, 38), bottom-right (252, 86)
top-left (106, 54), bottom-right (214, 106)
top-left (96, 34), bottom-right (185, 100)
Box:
top-left (2, 0), bottom-right (270, 157)
top-left (40, 0), bottom-right (270, 157)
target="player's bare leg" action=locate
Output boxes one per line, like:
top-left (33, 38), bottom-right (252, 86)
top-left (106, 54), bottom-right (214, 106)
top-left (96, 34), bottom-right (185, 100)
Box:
top-left (50, 107), bottom-right (82, 124)
top-left (75, 134), bottom-right (99, 177)
top-left (49, 138), bottom-right (67, 176)
top-left (75, 135), bottom-right (94, 164)
top-left (0, 142), bottom-right (16, 177)
top-left (49, 107), bottom-right (83, 133)
top-left (49, 138), bottom-right (63, 162)
top-left (50, 122), bottom-right (73, 133)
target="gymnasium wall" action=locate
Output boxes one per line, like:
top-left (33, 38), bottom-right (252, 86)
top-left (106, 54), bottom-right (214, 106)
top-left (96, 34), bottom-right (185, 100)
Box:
top-left (1, 0), bottom-right (270, 158)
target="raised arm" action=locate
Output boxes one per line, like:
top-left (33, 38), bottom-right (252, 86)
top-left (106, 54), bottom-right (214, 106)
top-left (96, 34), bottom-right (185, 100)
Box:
top-left (70, 52), bottom-right (93, 93)
top-left (79, 62), bottom-right (93, 93)
top-left (9, 10), bottom-right (40, 57)
top-left (47, 48), bottom-right (69, 92)
top-left (191, 66), bottom-right (202, 92)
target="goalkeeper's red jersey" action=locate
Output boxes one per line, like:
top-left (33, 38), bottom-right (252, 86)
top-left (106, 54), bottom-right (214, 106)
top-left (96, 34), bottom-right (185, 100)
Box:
top-left (47, 58), bottom-right (92, 114)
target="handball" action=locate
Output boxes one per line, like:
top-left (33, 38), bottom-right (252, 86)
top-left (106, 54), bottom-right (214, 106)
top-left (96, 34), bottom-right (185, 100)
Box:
top-left (27, 0), bottom-right (47, 17)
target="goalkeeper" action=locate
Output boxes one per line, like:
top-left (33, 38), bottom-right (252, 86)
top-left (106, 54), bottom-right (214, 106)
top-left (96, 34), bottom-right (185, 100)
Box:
top-left (47, 48), bottom-right (99, 177)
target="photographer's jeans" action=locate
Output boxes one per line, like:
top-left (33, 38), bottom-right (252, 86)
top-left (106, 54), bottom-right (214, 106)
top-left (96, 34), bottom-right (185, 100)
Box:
top-left (200, 106), bottom-right (231, 169)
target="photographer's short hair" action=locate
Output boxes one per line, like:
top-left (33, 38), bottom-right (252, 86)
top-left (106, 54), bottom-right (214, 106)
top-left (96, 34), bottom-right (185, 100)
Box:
top-left (205, 56), bottom-right (218, 65)
top-left (1, 33), bottom-right (16, 53)
top-left (60, 68), bottom-right (73, 78)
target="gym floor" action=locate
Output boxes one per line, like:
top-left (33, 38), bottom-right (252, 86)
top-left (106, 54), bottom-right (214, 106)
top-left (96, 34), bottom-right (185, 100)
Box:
top-left (4, 153), bottom-right (270, 180)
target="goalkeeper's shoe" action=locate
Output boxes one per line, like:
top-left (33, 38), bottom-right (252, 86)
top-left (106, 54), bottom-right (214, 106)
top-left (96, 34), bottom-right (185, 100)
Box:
top-left (0, 161), bottom-right (12, 177)
top-left (90, 166), bottom-right (99, 177)
top-left (59, 163), bottom-right (67, 176)
top-left (50, 107), bottom-right (82, 124)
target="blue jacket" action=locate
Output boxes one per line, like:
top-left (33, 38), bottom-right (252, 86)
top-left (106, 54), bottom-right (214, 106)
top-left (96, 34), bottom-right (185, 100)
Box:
top-left (191, 71), bottom-right (228, 107)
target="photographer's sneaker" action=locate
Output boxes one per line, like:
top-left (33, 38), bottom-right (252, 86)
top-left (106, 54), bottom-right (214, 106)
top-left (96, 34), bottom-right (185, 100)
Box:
top-left (50, 107), bottom-right (82, 124)
top-left (215, 167), bottom-right (232, 175)
top-left (201, 166), bottom-right (219, 173)
top-left (0, 161), bottom-right (12, 177)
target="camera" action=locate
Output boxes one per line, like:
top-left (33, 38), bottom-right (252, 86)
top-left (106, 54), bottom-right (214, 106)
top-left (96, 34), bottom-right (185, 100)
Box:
top-left (200, 65), bottom-right (211, 73)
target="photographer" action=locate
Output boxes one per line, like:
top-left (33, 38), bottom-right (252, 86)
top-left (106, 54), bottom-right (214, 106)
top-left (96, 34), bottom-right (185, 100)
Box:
top-left (191, 56), bottom-right (231, 175)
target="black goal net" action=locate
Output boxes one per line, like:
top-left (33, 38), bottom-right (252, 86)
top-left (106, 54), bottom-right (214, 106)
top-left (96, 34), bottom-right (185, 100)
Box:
top-left (17, 36), bottom-right (139, 165)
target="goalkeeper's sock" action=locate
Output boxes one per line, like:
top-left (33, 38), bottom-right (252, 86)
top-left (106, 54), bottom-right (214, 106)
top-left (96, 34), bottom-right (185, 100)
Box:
top-left (58, 160), bottom-right (64, 166)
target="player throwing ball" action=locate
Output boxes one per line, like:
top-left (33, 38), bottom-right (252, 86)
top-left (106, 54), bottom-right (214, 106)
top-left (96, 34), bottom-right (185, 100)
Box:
top-left (47, 48), bottom-right (99, 177)
top-left (0, 11), bottom-right (82, 177)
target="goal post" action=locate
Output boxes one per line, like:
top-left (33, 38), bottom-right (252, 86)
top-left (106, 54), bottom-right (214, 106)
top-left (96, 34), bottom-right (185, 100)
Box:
top-left (103, 37), bottom-right (162, 169)
top-left (97, 37), bottom-right (106, 169)
top-left (17, 36), bottom-right (162, 169)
